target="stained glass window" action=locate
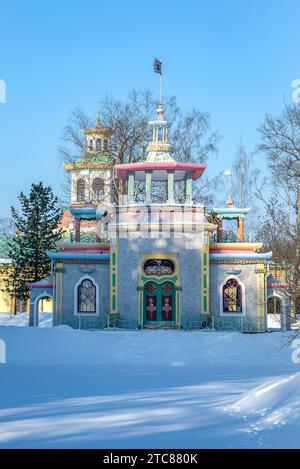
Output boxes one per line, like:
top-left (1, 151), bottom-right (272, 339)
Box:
top-left (143, 260), bottom-right (175, 276)
top-left (162, 282), bottom-right (173, 294)
top-left (77, 178), bottom-right (85, 202)
top-left (146, 283), bottom-right (157, 294)
top-left (78, 279), bottom-right (96, 313)
top-left (223, 278), bottom-right (242, 313)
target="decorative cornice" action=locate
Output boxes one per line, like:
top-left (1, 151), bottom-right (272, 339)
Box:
top-left (210, 259), bottom-right (268, 265)
top-left (146, 142), bottom-right (173, 153)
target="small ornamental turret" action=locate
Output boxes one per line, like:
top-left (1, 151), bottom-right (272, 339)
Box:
top-left (146, 104), bottom-right (174, 163)
top-left (83, 114), bottom-right (113, 154)
top-left (64, 116), bottom-right (115, 207)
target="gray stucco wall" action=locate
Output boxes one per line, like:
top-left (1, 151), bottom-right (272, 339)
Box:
top-left (117, 233), bottom-right (202, 325)
top-left (54, 261), bottom-right (110, 327)
top-left (209, 263), bottom-right (266, 331)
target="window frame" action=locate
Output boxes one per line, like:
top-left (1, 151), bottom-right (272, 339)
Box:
top-left (220, 275), bottom-right (246, 317)
top-left (92, 177), bottom-right (105, 202)
top-left (76, 178), bottom-right (85, 203)
top-left (74, 275), bottom-right (99, 317)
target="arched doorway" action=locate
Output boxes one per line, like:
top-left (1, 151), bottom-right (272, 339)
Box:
top-left (34, 294), bottom-right (53, 327)
top-left (267, 295), bottom-right (281, 329)
top-left (144, 281), bottom-right (175, 327)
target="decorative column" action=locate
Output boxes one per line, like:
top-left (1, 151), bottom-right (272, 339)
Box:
top-left (75, 218), bottom-right (81, 242)
top-left (237, 216), bottom-right (244, 242)
top-left (110, 237), bottom-right (118, 319)
top-left (128, 172), bottom-right (135, 204)
top-left (217, 219), bottom-right (223, 242)
top-left (167, 170), bottom-right (175, 204)
top-left (185, 172), bottom-right (193, 204)
top-left (201, 230), bottom-right (210, 316)
top-left (145, 170), bottom-right (152, 204)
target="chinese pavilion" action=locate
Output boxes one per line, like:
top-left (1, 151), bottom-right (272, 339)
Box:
top-left (28, 101), bottom-right (290, 331)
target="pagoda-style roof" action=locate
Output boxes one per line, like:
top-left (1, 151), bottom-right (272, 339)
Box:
top-left (57, 241), bottom-right (109, 253)
top-left (209, 251), bottom-right (272, 261)
top-left (212, 207), bottom-right (251, 219)
top-left (28, 276), bottom-right (53, 289)
top-left (115, 161), bottom-right (206, 181)
top-left (69, 206), bottom-right (107, 220)
top-left (47, 251), bottom-right (109, 262)
top-left (210, 242), bottom-right (263, 253)
top-left (83, 123), bottom-right (113, 136)
top-left (64, 153), bottom-right (114, 172)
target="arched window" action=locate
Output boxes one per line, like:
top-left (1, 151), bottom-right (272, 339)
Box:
top-left (223, 278), bottom-right (242, 313)
top-left (78, 279), bottom-right (96, 313)
top-left (267, 296), bottom-right (281, 315)
top-left (96, 138), bottom-right (101, 151)
top-left (102, 138), bottom-right (108, 151)
top-left (92, 178), bottom-right (104, 201)
top-left (76, 178), bottom-right (85, 202)
top-left (143, 259), bottom-right (175, 276)
top-left (89, 139), bottom-right (93, 151)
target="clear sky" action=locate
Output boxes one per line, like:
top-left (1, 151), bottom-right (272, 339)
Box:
top-left (0, 0), bottom-right (299, 217)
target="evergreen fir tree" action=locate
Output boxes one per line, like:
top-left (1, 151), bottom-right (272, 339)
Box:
top-left (4, 182), bottom-right (63, 306)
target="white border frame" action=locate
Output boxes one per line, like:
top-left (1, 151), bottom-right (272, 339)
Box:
top-left (34, 291), bottom-right (53, 327)
top-left (74, 274), bottom-right (100, 317)
top-left (220, 275), bottom-right (246, 317)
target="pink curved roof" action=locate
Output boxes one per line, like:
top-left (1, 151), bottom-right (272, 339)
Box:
top-left (115, 162), bottom-right (206, 180)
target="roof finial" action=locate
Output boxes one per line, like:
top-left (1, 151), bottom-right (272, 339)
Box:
top-left (96, 111), bottom-right (101, 125)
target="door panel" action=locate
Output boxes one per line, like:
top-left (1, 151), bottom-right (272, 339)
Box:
top-left (144, 281), bottom-right (175, 325)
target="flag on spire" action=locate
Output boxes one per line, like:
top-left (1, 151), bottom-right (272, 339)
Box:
top-left (154, 58), bottom-right (162, 75)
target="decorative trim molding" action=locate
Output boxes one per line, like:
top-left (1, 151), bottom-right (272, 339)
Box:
top-left (210, 259), bottom-right (268, 265)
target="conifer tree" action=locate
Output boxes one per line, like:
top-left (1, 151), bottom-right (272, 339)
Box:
top-left (4, 182), bottom-right (63, 307)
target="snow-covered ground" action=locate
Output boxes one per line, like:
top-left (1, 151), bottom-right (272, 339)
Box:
top-left (0, 312), bottom-right (300, 448)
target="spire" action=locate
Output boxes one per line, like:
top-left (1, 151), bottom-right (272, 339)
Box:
top-left (145, 104), bottom-right (174, 163)
top-left (96, 111), bottom-right (101, 126)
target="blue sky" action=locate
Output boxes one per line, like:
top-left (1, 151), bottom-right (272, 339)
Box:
top-left (0, 0), bottom-right (299, 216)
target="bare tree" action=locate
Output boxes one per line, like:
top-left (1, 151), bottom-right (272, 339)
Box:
top-left (256, 103), bottom-right (300, 325)
top-left (0, 218), bottom-right (14, 236)
top-left (231, 141), bottom-right (253, 208)
top-left (58, 89), bottom-right (221, 206)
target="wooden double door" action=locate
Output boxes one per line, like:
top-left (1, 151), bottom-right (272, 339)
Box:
top-left (144, 281), bottom-right (175, 326)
